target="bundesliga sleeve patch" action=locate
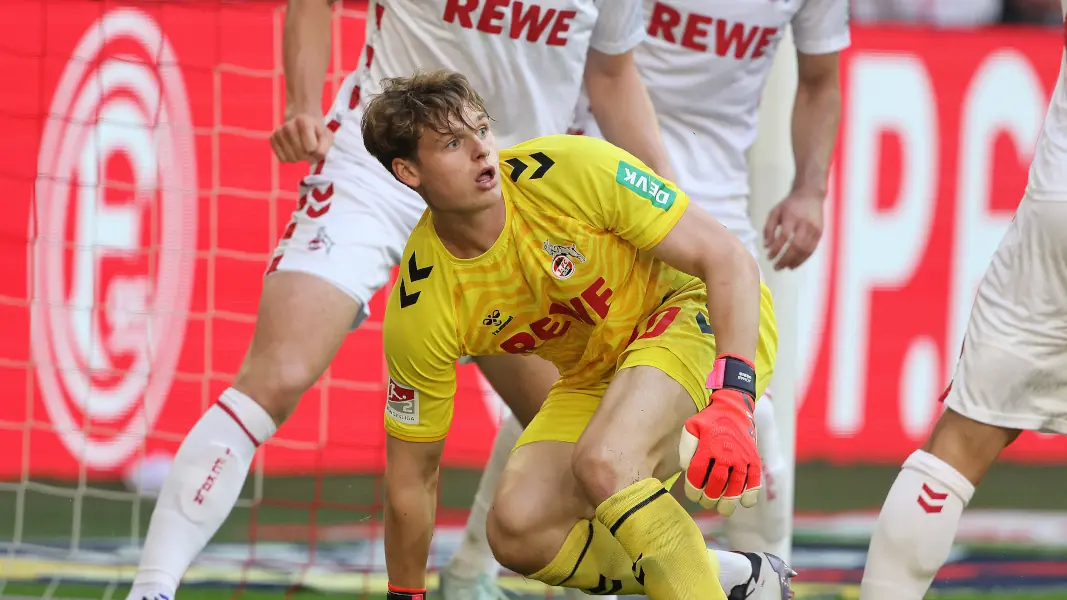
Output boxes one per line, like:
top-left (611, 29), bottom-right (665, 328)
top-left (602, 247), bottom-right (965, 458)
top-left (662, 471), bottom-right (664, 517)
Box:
top-left (615, 160), bottom-right (676, 210)
top-left (386, 378), bottom-right (420, 425)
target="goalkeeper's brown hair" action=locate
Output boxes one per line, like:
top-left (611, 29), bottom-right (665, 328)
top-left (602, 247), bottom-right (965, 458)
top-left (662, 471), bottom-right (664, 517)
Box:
top-left (361, 69), bottom-right (490, 177)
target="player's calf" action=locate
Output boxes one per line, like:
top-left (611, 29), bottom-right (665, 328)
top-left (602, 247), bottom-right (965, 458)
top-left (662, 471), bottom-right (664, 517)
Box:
top-left (860, 408), bottom-right (1020, 600)
top-left (232, 272), bottom-right (361, 422)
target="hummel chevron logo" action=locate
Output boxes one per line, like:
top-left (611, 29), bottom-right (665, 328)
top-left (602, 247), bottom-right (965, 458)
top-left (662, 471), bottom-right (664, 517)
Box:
top-left (399, 252), bottom-right (433, 309)
top-left (399, 280), bottom-right (419, 309)
top-left (505, 152), bottom-right (555, 182)
top-left (917, 483), bottom-right (949, 513)
top-left (632, 554), bottom-right (646, 585)
top-left (588, 575), bottom-right (623, 595)
top-left (408, 252), bottom-right (432, 281)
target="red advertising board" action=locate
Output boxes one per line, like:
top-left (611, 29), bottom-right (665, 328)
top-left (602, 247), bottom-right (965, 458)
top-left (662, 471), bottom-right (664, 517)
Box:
top-left (0, 1), bottom-right (1064, 480)
top-left (795, 26), bottom-right (1067, 463)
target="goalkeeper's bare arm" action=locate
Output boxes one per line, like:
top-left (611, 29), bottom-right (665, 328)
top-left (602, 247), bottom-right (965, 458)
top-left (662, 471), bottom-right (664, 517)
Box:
top-left (383, 437), bottom-right (445, 591)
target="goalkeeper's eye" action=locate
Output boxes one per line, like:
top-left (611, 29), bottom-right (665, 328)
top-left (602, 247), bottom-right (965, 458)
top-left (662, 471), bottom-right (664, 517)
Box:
top-left (446, 138), bottom-right (459, 149)
top-left (478, 126), bottom-right (488, 137)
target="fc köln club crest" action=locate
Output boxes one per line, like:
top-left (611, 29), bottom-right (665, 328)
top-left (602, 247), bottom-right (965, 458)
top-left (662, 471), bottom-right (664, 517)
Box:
top-left (543, 240), bottom-right (586, 280)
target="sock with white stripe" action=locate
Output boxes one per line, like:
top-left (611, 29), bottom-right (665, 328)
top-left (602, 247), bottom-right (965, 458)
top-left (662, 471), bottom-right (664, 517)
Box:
top-left (125, 388), bottom-right (277, 600)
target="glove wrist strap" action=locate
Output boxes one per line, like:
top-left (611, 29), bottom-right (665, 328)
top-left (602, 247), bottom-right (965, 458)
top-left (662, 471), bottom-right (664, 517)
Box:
top-left (706, 354), bottom-right (756, 401)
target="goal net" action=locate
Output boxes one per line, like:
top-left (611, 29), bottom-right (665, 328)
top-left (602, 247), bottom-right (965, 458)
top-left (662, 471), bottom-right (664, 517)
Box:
top-left (2, 1), bottom-right (529, 596)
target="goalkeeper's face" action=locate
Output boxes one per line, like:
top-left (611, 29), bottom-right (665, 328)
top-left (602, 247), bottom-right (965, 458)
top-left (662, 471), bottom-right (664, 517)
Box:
top-left (405, 106), bottom-right (501, 212)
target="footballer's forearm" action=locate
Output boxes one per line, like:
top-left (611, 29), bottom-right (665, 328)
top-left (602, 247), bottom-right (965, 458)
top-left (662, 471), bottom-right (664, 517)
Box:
top-left (649, 210), bottom-right (762, 364)
top-left (791, 53), bottom-right (841, 197)
top-left (584, 51), bottom-right (676, 181)
top-left (282, 0), bottom-right (335, 117)
top-left (383, 436), bottom-right (443, 589)
top-left (698, 244), bottom-right (762, 365)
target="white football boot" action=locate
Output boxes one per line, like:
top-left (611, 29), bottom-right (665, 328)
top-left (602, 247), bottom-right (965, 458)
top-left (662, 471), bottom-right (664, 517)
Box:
top-left (726, 552), bottom-right (797, 600)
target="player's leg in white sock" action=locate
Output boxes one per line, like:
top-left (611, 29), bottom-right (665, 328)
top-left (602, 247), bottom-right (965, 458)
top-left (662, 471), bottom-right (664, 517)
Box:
top-left (126, 389), bottom-right (276, 600)
top-left (861, 408), bottom-right (1018, 600)
top-left (723, 395), bottom-right (789, 557)
top-left (126, 273), bottom-right (359, 600)
top-left (445, 414), bottom-right (522, 580)
top-left (860, 450), bottom-right (974, 600)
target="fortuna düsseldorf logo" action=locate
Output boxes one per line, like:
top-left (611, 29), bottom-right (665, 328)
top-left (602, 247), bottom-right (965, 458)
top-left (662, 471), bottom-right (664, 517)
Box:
top-left (30, 8), bottom-right (198, 470)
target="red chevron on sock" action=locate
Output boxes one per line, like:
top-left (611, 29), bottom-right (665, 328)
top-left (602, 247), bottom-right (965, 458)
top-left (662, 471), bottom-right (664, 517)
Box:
top-left (917, 483), bottom-right (949, 513)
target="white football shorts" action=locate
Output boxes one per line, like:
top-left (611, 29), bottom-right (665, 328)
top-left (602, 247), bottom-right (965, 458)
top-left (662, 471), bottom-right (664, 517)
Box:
top-left (267, 78), bottom-right (425, 327)
top-left (943, 194), bottom-right (1067, 435)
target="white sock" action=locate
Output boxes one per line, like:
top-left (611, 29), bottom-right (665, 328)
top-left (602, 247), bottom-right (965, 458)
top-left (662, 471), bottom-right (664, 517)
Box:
top-left (445, 414), bottom-right (523, 579)
top-left (126, 389), bottom-right (277, 600)
top-left (724, 395), bottom-right (790, 557)
top-left (860, 449), bottom-right (975, 600)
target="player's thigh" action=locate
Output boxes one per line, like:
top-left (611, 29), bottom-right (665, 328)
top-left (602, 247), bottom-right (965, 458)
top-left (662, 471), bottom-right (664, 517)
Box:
top-left (473, 353), bottom-right (560, 427)
top-left (236, 147), bottom-right (423, 417)
top-left (574, 365), bottom-right (695, 504)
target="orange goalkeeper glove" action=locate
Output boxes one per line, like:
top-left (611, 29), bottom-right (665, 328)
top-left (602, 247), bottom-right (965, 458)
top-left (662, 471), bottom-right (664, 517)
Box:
top-left (679, 354), bottom-right (760, 517)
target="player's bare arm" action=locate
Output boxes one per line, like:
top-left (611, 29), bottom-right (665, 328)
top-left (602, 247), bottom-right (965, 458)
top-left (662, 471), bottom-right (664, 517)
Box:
top-left (384, 435), bottom-right (445, 590)
top-left (651, 207), bottom-right (761, 363)
top-left (764, 50), bottom-right (842, 270)
top-left (649, 204), bottom-right (766, 516)
top-left (583, 49), bottom-right (677, 181)
top-left (271, 0), bottom-right (336, 163)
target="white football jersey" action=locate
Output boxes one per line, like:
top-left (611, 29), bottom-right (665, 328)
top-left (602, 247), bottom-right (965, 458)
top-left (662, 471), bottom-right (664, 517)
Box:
top-left (347, 0), bottom-right (643, 148)
top-left (1026, 6), bottom-right (1067, 201)
top-left (572, 0), bottom-right (849, 205)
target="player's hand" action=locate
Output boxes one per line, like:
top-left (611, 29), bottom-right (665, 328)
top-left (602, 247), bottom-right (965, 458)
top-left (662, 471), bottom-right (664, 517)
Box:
top-left (387, 585), bottom-right (426, 600)
top-left (763, 189), bottom-right (825, 271)
top-left (270, 112), bottom-right (334, 163)
top-left (679, 376), bottom-right (760, 517)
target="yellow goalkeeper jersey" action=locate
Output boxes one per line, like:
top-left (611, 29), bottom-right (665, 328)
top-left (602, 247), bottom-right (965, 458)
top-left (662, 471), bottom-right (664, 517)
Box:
top-left (382, 134), bottom-right (703, 442)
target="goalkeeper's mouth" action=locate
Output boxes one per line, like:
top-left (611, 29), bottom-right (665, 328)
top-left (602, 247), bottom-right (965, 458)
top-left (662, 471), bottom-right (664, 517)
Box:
top-left (476, 165), bottom-right (497, 189)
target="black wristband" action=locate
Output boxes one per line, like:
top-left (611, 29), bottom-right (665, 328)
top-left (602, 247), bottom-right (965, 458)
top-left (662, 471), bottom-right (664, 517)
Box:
top-left (711, 354), bottom-right (757, 401)
top-left (387, 588), bottom-right (426, 600)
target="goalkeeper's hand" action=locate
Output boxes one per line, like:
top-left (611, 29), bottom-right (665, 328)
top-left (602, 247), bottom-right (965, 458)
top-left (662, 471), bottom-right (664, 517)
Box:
top-left (679, 354), bottom-right (761, 517)
top-left (387, 585), bottom-right (426, 600)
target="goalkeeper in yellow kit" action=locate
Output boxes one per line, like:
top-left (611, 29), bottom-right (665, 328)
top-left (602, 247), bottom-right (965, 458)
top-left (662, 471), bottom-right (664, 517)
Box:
top-left (362, 69), bottom-right (788, 600)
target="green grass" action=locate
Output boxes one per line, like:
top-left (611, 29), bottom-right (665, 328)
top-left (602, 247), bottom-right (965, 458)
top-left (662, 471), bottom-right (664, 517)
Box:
top-left (7, 462), bottom-right (1067, 544)
top-left (4, 463), bottom-right (1067, 599)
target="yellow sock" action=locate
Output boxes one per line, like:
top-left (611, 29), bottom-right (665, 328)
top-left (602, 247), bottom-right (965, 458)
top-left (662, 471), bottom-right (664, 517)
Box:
top-left (530, 519), bottom-right (645, 595)
top-left (595, 478), bottom-right (725, 600)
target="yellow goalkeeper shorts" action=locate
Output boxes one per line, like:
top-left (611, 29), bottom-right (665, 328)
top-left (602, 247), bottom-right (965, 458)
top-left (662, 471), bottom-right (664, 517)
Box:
top-left (515, 281), bottom-right (778, 450)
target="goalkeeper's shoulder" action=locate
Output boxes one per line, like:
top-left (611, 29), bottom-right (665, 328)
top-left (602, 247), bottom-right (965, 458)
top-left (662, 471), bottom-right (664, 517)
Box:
top-left (383, 229), bottom-right (459, 357)
top-left (502, 134), bottom-right (632, 178)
